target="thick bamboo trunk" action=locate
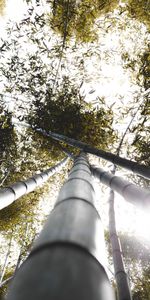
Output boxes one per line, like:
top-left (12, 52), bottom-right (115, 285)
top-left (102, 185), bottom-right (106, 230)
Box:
top-left (90, 165), bottom-right (150, 209)
top-left (109, 190), bottom-right (132, 300)
top-left (34, 129), bottom-right (150, 179)
top-left (7, 153), bottom-right (115, 300)
top-left (0, 157), bottom-right (68, 210)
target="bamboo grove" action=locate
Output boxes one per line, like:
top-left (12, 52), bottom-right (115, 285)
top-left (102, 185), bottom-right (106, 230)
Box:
top-left (0, 0), bottom-right (150, 299)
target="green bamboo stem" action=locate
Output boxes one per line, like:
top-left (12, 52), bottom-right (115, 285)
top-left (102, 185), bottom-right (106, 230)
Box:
top-left (90, 165), bottom-right (150, 209)
top-left (0, 157), bottom-right (68, 210)
top-left (34, 129), bottom-right (150, 180)
top-left (109, 190), bottom-right (132, 300)
top-left (7, 153), bottom-right (115, 300)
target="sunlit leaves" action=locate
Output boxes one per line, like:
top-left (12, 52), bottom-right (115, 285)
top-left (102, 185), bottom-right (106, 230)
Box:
top-left (132, 266), bottom-right (150, 299)
top-left (131, 96), bottom-right (150, 166)
top-left (127, 0), bottom-right (150, 29)
top-left (28, 77), bottom-right (116, 149)
top-left (0, 107), bottom-right (14, 151)
top-left (123, 46), bottom-right (150, 167)
top-left (50, 0), bottom-right (119, 43)
top-left (139, 47), bottom-right (150, 90)
top-left (0, 0), bottom-right (5, 16)
top-left (0, 105), bottom-right (19, 182)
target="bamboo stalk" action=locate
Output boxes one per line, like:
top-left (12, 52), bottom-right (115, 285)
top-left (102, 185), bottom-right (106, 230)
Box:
top-left (7, 153), bottom-right (115, 300)
top-left (34, 129), bottom-right (150, 180)
top-left (13, 121), bottom-right (150, 179)
top-left (90, 165), bottom-right (150, 209)
top-left (106, 106), bottom-right (141, 300)
top-left (0, 157), bottom-right (68, 210)
top-left (109, 190), bottom-right (132, 300)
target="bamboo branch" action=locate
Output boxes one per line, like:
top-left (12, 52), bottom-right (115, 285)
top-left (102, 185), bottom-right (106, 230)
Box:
top-left (0, 276), bottom-right (13, 288)
top-left (0, 171), bottom-right (10, 187)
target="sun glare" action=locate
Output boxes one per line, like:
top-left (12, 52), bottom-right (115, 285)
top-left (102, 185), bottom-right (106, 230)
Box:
top-left (133, 210), bottom-right (150, 242)
top-left (115, 195), bottom-right (150, 243)
top-left (6, 0), bottom-right (27, 21)
top-left (93, 178), bottom-right (150, 244)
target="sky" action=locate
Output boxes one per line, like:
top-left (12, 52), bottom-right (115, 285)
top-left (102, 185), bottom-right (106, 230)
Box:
top-left (0, 0), bottom-right (27, 33)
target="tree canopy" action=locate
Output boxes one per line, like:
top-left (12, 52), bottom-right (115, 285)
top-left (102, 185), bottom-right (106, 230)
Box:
top-left (127, 0), bottom-right (150, 30)
top-left (28, 77), bottom-right (116, 149)
top-left (50, 0), bottom-right (119, 42)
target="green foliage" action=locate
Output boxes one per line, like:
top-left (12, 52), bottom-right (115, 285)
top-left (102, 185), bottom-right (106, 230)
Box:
top-left (131, 97), bottom-right (150, 166)
top-left (50, 0), bottom-right (119, 43)
top-left (105, 231), bottom-right (150, 299)
top-left (0, 106), bottom-right (57, 188)
top-left (28, 77), bottom-right (116, 150)
top-left (122, 44), bottom-right (150, 90)
top-left (0, 0), bottom-right (5, 16)
top-left (0, 106), bottom-right (19, 183)
top-left (122, 52), bottom-right (137, 72)
top-left (132, 137), bottom-right (150, 166)
top-left (121, 46), bottom-right (149, 168)
top-left (139, 47), bottom-right (150, 90)
top-left (0, 267), bottom-right (13, 300)
top-left (0, 190), bottom-right (39, 237)
top-left (132, 266), bottom-right (150, 299)
top-left (127, 0), bottom-right (150, 29)
top-left (0, 107), bottom-right (15, 154)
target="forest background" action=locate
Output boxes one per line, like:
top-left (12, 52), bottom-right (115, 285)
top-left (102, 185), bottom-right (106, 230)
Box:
top-left (0, 0), bottom-right (149, 299)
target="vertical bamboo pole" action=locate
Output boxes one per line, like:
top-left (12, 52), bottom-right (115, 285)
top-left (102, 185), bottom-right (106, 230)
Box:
top-left (109, 190), bottom-right (132, 300)
top-left (91, 165), bottom-right (133, 299)
top-left (7, 153), bottom-right (115, 300)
